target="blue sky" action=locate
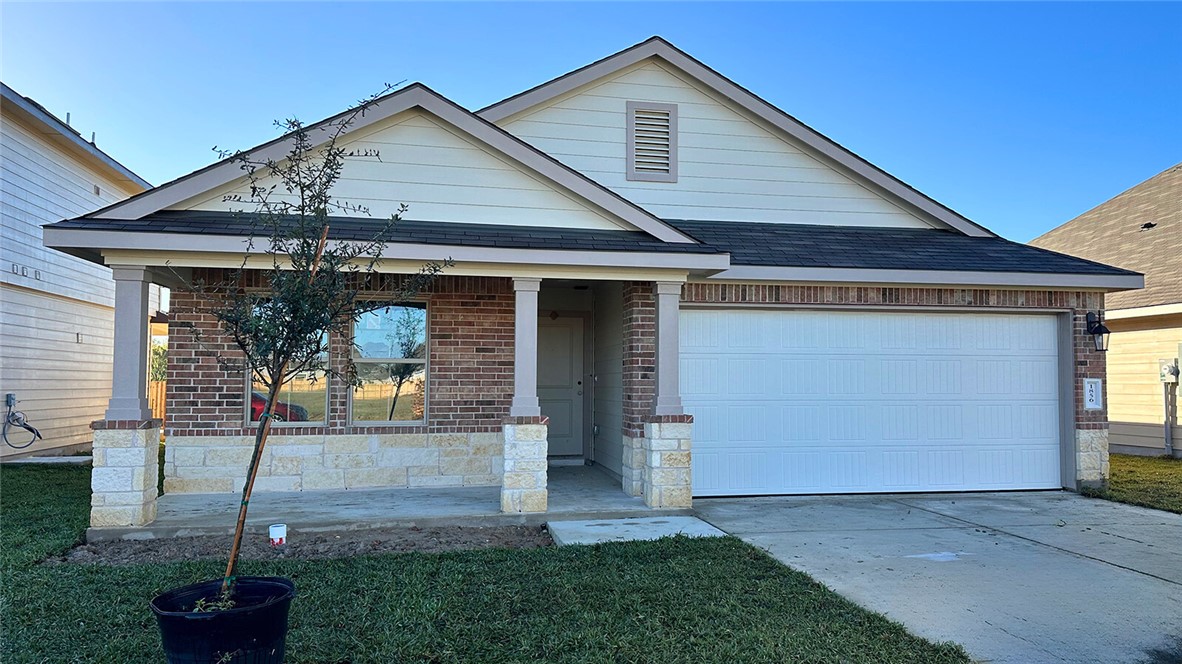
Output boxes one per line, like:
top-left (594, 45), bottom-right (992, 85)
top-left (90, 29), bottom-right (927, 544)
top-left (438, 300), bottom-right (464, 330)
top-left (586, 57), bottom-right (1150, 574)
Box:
top-left (2, 2), bottom-right (1178, 241)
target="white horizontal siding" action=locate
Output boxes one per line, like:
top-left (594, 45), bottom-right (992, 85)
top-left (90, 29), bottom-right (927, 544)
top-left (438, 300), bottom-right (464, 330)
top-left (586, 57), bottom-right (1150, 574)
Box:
top-left (0, 285), bottom-right (114, 457)
top-left (500, 61), bottom-right (933, 228)
top-left (0, 114), bottom-right (141, 306)
top-left (177, 111), bottom-right (630, 231)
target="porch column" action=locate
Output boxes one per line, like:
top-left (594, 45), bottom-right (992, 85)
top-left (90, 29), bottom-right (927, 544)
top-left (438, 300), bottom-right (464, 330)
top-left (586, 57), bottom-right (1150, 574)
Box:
top-left (653, 281), bottom-right (683, 416)
top-left (510, 277), bottom-right (541, 417)
top-left (643, 280), bottom-right (693, 509)
top-left (502, 277), bottom-right (548, 513)
top-left (91, 265), bottom-right (160, 529)
top-left (105, 265), bottom-right (153, 420)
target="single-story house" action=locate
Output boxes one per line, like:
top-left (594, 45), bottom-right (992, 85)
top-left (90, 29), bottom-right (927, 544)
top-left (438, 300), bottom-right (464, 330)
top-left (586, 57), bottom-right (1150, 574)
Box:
top-left (43, 37), bottom-right (1142, 528)
top-left (1031, 164), bottom-right (1180, 457)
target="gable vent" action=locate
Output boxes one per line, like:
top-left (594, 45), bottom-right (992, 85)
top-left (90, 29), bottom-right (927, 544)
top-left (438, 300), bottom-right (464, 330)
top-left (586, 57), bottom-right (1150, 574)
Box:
top-left (627, 101), bottom-right (678, 183)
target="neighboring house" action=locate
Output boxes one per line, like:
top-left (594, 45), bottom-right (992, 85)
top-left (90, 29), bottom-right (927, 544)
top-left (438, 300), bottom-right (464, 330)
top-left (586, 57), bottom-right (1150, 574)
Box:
top-left (0, 82), bottom-right (161, 459)
top-left (1032, 164), bottom-right (1180, 457)
top-left (42, 38), bottom-right (1142, 529)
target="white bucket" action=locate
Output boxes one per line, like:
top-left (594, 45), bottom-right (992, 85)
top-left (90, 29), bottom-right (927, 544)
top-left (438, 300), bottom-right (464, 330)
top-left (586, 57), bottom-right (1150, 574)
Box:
top-left (269, 523), bottom-right (287, 546)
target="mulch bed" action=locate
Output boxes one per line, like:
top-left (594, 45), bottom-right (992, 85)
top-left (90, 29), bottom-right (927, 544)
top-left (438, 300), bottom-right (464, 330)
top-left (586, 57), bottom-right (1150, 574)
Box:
top-left (44, 525), bottom-right (553, 566)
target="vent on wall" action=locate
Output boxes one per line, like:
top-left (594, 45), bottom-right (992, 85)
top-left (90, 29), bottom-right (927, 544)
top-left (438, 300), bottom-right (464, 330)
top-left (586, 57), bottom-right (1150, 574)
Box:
top-left (626, 101), bottom-right (677, 183)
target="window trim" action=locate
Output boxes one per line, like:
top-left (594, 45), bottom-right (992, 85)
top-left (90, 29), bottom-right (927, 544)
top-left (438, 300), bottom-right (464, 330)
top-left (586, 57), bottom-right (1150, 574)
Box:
top-left (347, 301), bottom-right (429, 427)
top-left (626, 101), bottom-right (678, 183)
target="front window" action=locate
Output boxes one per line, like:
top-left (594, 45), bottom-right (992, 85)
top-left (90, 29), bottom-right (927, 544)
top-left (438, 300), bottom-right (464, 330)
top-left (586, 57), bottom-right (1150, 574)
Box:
top-left (351, 303), bottom-right (427, 424)
top-left (249, 372), bottom-right (328, 426)
top-left (248, 333), bottom-right (329, 426)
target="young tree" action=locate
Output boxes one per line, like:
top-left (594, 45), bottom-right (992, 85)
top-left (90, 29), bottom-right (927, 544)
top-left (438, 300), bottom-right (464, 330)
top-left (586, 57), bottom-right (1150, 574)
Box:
top-left (182, 86), bottom-right (447, 600)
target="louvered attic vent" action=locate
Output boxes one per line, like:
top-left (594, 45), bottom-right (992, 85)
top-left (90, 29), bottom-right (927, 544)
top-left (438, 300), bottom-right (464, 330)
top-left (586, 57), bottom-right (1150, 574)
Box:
top-left (626, 101), bottom-right (678, 182)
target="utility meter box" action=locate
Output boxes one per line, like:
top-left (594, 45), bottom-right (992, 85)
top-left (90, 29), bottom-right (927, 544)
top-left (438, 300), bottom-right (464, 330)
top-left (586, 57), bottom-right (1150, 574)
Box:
top-left (1161, 358), bottom-right (1180, 384)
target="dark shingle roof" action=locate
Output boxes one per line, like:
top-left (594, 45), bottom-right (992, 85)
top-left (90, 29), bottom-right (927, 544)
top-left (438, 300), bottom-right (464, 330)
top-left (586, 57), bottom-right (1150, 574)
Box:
top-left (1030, 164), bottom-right (1180, 308)
top-left (666, 219), bottom-right (1138, 275)
top-left (47, 210), bottom-right (1137, 277)
top-left (47, 210), bottom-right (721, 255)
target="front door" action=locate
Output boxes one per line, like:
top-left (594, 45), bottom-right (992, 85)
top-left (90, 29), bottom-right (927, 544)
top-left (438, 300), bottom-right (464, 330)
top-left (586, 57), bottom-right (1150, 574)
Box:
top-left (538, 317), bottom-right (584, 457)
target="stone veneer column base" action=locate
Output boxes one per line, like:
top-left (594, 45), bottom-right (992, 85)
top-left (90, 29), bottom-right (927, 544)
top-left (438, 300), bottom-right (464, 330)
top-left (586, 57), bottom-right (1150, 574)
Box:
top-left (621, 435), bottom-right (645, 496)
top-left (89, 419), bottom-right (162, 527)
top-left (641, 415), bottom-right (693, 509)
top-left (501, 416), bottom-right (549, 513)
top-left (1075, 428), bottom-right (1110, 489)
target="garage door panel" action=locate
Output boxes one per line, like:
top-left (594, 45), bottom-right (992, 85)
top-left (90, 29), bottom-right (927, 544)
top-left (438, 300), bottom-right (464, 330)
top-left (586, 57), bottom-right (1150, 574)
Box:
top-left (681, 357), bottom-right (721, 397)
top-left (683, 309), bottom-right (1062, 496)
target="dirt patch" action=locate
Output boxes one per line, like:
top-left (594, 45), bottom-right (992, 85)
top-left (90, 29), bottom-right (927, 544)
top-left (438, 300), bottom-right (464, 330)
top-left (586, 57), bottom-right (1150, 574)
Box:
top-left (44, 525), bottom-right (553, 566)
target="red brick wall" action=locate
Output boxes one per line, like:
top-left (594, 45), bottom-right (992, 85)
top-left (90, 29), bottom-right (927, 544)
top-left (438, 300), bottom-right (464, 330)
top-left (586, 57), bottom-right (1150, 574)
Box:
top-left (167, 273), bottom-right (514, 436)
top-left (622, 281), bottom-right (655, 437)
top-left (679, 283), bottom-right (1107, 432)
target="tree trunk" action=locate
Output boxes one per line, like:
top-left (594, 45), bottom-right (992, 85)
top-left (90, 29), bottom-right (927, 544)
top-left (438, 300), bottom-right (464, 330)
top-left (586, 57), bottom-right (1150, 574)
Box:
top-left (387, 375), bottom-right (407, 421)
top-left (220, 371), bottom-right (286, 597)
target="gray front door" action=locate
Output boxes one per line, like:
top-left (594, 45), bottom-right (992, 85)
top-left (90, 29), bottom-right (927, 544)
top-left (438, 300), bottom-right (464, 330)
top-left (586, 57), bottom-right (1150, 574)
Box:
top-left (538, 317), bottom-right (584, 457)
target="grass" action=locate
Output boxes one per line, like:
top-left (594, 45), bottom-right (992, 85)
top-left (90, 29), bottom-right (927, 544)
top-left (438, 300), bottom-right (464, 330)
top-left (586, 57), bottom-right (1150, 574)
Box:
top-left (0, 465), bottom-right (969, 664)
top-left (1083, 453), bottom-right (1182, 514)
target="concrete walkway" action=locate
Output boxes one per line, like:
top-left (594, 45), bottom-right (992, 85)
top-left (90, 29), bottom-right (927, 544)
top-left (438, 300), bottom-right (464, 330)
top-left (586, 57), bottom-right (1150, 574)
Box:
top-left (696, 492), bottom-right (1182, 664)
top-left (90, 466), bottom-right (687, 541)
top-left (548, 515), bottom-right (725, 546)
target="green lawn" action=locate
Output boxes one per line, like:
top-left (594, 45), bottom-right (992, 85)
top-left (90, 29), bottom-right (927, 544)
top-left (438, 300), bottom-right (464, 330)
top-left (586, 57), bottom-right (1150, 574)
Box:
top-left (0, 465), bottom-right (968, 664)
top-left (1083, 453), bottom-right (1182, 514)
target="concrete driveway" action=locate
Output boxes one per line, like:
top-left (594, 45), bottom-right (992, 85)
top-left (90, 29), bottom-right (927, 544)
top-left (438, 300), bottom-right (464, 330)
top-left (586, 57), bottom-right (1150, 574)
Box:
top-left (695, 492), bottom-right (1182, 664)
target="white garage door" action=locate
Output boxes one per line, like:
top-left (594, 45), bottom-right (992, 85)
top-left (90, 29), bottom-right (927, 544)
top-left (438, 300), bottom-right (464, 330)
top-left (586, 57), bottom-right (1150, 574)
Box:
top-left (681, 309), bottom-right (1062, 496)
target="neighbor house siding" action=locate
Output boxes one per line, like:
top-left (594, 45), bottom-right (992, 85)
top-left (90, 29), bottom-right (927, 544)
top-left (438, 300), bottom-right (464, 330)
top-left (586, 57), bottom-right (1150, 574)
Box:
top-left (0, 113), bottom-right (135, 305)
top-left (173, 110), bottom-right (629, 231)
top-left (0, 111), bottom-right (144, 457)
top-left (499, 61), bottom-right (932, 228)
top-left (1107, 315), bottom-right (1182, 455)
top-left (0, 286), bottom-right (114, 455)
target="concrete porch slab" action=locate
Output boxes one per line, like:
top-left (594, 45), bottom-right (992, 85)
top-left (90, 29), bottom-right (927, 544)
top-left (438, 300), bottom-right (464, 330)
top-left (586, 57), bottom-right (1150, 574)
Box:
top-left (88, 465), bottom-right (690, 541)
top-left (547, 516), bottom-right (725, 546)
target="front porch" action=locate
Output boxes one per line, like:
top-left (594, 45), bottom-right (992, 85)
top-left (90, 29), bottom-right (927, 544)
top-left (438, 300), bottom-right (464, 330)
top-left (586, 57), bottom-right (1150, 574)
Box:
top-left (86, 270), bottom-right (696, 536)
top-left (88, 466), bottom-right (687, 541)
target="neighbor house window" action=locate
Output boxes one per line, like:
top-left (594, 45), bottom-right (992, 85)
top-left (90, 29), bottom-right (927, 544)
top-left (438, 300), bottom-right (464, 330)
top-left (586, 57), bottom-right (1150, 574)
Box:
top-left (247, 337), bottom-right (329, 426)
top-left (626, 101), bottom-right (678, 183)
top-left (350, 303), bottom-right (427, 424)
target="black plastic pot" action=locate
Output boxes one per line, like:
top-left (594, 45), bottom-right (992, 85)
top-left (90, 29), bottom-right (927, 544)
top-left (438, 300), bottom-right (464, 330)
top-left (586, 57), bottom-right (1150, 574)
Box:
top-left (150, 576), bottom-right (295, 664)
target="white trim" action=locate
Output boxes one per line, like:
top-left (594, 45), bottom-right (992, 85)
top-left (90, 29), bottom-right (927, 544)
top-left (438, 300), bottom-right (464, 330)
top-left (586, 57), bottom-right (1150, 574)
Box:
top-left (1106, 302), bottom-right (1182, 320)
top-left (479, 37), bottom-right (995, 238)
top-left (701, 265), bottom-right (1143, 291)
top-left (511, 277), bottom-right (542, 417)
top-left (653, 280), bottom-right (684, 416)
top-left (85, 85), bottom-right (697, 245)
top-left (626, 101), bottom-right (678, 183)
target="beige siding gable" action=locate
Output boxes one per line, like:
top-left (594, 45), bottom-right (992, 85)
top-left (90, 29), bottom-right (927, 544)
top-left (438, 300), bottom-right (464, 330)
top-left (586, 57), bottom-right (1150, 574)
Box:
top-left (173, 110), bottom-right (633, 232)
top-left (500, 60), bottom-right (934, 228)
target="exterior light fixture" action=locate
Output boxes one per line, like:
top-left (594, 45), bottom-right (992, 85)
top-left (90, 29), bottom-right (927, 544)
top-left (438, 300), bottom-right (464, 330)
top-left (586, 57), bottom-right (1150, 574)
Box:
top-left (1085, 312), bottom-right (1111, 352)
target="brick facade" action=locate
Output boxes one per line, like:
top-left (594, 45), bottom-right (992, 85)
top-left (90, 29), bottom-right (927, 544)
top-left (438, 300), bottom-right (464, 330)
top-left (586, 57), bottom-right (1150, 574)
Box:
top-left (621, 281), bottom-right (655, 437)
top-left (167, 273), bottom-right (514, 437)
top-left (161, 275), bottom-right (1109, 495)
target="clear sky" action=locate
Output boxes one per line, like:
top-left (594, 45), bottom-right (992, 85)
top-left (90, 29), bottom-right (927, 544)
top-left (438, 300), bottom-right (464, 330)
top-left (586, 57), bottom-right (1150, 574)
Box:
top-left (2, 2), bottom-right (1178, 241)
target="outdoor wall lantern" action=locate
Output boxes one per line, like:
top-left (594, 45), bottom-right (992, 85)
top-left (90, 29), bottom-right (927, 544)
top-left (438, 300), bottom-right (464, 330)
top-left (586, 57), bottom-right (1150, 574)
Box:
top-left (1086, 311), bottom-right (1111, 352)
